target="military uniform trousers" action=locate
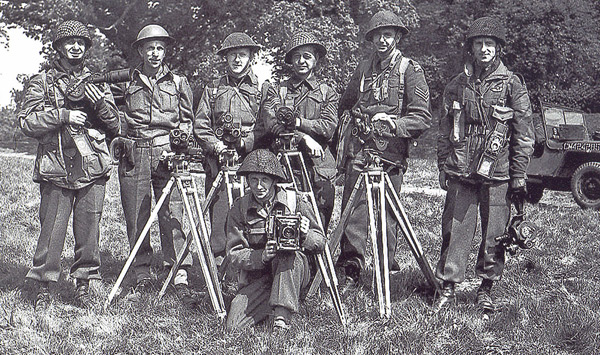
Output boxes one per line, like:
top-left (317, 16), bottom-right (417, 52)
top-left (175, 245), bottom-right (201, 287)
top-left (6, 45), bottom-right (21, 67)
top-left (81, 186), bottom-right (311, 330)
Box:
top-left (227, 251), bottom-right (310, 330)
top-left (339, 159), bottom-right (403, 270)
top-left (27, 180), bottom-right (106, 282)
top-left (436, 178), bottom-right (509, 283)
top-left (118, 141), bottom-right (192, 281)
top-left (204, 164), bottom-right (231, 257)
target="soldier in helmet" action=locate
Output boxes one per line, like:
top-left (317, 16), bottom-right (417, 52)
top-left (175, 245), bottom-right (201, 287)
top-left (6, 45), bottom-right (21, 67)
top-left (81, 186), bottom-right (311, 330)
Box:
top-left (337, 10), bottom-right (432, 286)
top-left (434, 17), bottom-right (534, 312)
top-left (194, 32), bottom-right (264, 265)
top-left (259, 31), bottom-right (338, 228)
top-left (117, 24), bottom-right (195, 302)
top-left (18, 20), bottom-right (120, 309)
top-left (225, 149), bottom-right (325, 330)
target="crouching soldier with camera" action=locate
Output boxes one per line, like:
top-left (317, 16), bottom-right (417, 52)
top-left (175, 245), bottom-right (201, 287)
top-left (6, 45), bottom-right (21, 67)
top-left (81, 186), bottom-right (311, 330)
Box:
top-left (225, 149), bottom-right (325, 330)
top-left (435, 17), bottom-right (534, 312)
top-left (18, 20), bottom-right (120, 309)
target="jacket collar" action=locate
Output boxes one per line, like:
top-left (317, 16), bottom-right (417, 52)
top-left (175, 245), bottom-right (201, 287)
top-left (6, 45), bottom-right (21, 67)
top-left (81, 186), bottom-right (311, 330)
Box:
top-left (464, 59), bottom-right (509, 83)
top-left (289, 74), bottom-right (318, 91)
top-left (132, 64), bottom-right (174, 88)
top-left (224, 69), bottom-right (258, 87)
top-left (247, 187), bottom-right (292, 218)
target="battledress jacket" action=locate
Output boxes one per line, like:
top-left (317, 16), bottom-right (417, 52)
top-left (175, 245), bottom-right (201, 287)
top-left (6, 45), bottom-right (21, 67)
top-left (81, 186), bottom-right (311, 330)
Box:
top-left (194, 71), bottom-right (261, 156)
top-left (260, 76), bottom-right (338, 178)
top-left (18, 61), bottom-right (120, 189)
top-left (338, 49), bottom-right (432, 167)
top-left (123, 64), bottom-right (194, 139)
top-left (225, 188), bottom-right (325, 288)
top-left (437, 60), bottom-right (534, 181)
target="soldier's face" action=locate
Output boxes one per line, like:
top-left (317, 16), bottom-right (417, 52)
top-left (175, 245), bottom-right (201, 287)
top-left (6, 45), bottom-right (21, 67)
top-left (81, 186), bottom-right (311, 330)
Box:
top-left (291, 45), bottom-right (318, 77)
top-left (248, 173), bottom-right (276, 200)
top-left (139, 40), bottom-right (166, 70)
top-left (371, 27), bottom-right (398, 55)
top-left (60, 37), bottom-right (87, 60)
top-left (471, 37), bottom-right (497, 65)
top-left (226, 48), bottom-right (252, 74)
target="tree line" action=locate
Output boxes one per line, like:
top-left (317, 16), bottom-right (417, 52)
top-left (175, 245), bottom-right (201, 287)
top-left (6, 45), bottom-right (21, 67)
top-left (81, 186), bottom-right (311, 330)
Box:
top-left (2, 0), bottom-right (600, 112)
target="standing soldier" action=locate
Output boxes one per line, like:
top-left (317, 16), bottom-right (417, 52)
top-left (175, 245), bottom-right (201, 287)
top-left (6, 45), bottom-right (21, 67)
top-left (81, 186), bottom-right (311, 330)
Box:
top-left (225, 149), bottom-right (325, 330)
top-left (260, 31), bottom-right (338, 228)
top-left (19, 20), bottom-right (120, 309)
top-left (337, 10), bottom-right (432, 286)
top-left (118, 25), bottom-right (195, 302)
top-left (194, 32), bottom-right (262, 264)
top-left (434, 17), bottom-right (534, 311)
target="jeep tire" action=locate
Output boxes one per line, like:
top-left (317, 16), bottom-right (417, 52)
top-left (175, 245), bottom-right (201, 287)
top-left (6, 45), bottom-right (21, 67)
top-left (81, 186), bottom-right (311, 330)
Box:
top-left (571, 162), bottom-right (600, 209)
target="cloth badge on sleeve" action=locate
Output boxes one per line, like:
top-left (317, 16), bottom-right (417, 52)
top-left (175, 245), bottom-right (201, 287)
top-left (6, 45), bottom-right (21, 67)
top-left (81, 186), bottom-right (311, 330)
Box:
top-left (414, 86), bottom-right (429, 102)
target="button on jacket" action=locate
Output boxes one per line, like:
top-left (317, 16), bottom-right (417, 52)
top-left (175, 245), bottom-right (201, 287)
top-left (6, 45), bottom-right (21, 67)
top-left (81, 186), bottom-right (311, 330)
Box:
top-left (123, 65), bottom-right (194, 139)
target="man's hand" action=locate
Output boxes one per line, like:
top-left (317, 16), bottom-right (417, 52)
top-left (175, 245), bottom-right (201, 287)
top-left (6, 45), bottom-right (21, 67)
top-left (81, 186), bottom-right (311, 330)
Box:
top-left (302, 135), bottom-right (324, 158)
top-left (270, 123), bottom-right (286, 136)
top-left (262, 240), bottom-right (277, 263)
top-left (299, 215), bottom-right (310, 235)
top-left (371, 112), bottom-right (397, 131)
top-left (508, 178), bottom-right (527, 203)
top-left (439, 171), bottom-right (448, 190)
top-left (84, 83), bottom-right (105, 105)
top-left (68, 110), bottom-right (87, 126)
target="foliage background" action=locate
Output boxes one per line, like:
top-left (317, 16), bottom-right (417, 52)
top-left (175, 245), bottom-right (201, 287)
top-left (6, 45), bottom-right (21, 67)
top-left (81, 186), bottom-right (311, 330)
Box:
top-left (2, 0), bottom-right (600, 113)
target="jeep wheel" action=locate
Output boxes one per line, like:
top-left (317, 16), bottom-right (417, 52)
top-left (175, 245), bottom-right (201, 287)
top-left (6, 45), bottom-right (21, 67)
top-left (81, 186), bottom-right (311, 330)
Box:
top-left (571, 162), bottom-right (600, 209)
top-left (526, 182), bottom-right (544, 204)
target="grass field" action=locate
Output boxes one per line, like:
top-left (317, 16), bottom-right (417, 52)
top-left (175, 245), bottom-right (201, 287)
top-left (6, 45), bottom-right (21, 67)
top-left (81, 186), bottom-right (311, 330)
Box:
top-left (1, 149), bottom-right (599, 354)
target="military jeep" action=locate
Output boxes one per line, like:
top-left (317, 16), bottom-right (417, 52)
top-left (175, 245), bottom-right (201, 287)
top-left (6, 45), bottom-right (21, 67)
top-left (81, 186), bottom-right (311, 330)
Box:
top-left (526, 102), bottom-right (600, 209)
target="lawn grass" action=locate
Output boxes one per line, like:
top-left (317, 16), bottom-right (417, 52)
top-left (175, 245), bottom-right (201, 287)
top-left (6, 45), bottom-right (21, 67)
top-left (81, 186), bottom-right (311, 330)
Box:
top-left (1, 150), bottom-right (599, 354)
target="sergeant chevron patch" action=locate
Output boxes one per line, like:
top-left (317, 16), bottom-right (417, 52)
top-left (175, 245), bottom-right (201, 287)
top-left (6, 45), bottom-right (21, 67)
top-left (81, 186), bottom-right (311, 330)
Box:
top-left (415, 86), bottom-right (429, 102)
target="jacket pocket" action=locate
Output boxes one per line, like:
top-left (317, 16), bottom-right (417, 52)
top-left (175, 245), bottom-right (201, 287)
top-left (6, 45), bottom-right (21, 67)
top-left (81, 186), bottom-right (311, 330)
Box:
top-left (125, 84), bottom-right (147, 116)
top-left (158, 82), bottom-right (179, 114)
top-left (83, 130), bottom-right (110, 179)
top-left (39, 145), bottom-right (67, 178)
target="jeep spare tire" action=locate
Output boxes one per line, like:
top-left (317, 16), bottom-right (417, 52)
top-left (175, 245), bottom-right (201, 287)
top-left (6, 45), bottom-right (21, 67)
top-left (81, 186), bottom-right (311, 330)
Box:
top-left (571, 162), bottom-right (600, 209)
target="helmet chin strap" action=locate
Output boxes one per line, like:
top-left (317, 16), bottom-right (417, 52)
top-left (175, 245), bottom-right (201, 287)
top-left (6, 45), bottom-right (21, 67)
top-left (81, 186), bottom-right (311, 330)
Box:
top-left (227, 62), bottom-right (251, 79)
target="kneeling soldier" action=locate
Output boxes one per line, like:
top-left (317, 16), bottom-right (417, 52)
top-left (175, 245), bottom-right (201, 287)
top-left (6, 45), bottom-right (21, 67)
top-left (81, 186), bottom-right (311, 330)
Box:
top-left (225, 149), bottom-right (325, 330)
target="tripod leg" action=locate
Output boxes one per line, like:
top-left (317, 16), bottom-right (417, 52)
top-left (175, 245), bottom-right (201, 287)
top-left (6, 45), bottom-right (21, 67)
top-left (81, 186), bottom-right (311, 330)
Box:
top-left (365, 173), bottom-right (385, 318)
top-left (307, 171), bottom-right (364, 296)
top-left (378, 172), bottom-right (391, 318)
top-left (157, 228), bottom-right (193, 300)
top-left (105, 176), bottom-right (176, 310)
top-left (224, 171), bottom-right (234, 209)
top-left (190, 176), bottom-right (225, 310)
top-left (383, 173), bottom-right (440, 292)
top-left (177, 177), bottom-right (226, 319)
top-left (202, 171), bottom-right (224, 213)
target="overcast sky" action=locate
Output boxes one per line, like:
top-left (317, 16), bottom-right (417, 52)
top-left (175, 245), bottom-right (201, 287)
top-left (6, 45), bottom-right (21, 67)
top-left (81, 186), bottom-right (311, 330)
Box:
top-left (0, 27), bottom-right (44, 107)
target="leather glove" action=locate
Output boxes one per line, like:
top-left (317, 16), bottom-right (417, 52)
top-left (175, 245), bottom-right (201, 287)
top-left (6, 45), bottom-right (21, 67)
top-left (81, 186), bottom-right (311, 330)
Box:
top-left (439, 170), bottom-right (448, 190)
top-left (508, 178), bottom-right (527, 203)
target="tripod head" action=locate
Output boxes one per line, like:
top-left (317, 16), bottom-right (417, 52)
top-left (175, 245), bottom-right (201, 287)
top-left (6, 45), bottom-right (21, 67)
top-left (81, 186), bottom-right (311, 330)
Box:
top-left (218, 147), bottom-right (240, 170)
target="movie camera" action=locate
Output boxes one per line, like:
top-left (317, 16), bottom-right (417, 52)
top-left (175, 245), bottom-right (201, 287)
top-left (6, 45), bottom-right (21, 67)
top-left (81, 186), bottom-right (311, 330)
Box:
top-left (267, 212), bottom-right (303, 252)
top-left (351, 108), bottom-right (394, 151)
top-left (495, 201), bottom-right (537, 255)
top-left (215, 113), bottom-right (244, 145)
top-left (65, 69), bottom-right (131, 103)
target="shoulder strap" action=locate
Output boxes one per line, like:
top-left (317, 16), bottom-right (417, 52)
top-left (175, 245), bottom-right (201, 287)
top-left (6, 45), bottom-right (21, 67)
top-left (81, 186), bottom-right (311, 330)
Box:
top-left (209, 77), bottom-right (221, 110)
top-left (319, 83), bottom-right (329, 102)
top-left (397, 57), bottom-right (411, 92)
top-left (278, 84), bottom-right (288, 103)
top-left (285, 187), bottom-right (297, 214)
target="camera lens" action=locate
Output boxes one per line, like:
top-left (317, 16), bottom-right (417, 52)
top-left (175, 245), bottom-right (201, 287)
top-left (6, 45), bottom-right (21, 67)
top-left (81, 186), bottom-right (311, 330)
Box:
top-left (282, 226), bottom-right (295, 238)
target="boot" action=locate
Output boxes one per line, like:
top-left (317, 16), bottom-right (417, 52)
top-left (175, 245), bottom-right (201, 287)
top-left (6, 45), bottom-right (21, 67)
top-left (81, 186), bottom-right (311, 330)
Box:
top-left (476, 279), bottom-right (496, 312)
top-left (34, 281), bottom-right (51, 311)
top-left (433, 281), bottom-right (455, 312)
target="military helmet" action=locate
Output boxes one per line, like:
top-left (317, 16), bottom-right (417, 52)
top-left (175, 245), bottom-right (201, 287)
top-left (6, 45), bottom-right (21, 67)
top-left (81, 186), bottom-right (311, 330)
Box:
top-left (284, 31), bottom-right (327, 64)
top-left (52, 20), bottom-right (92, 51)
top-left (237, 149), bottom-right (287, 181)
top-left (216, 32), bottom-right (261, 56)
top-left (364, 10), bottom-right (409, 41)
top-left (465, 17), bottom-right (506, 46)
top-left (132, 24), bottom-right (173, 48)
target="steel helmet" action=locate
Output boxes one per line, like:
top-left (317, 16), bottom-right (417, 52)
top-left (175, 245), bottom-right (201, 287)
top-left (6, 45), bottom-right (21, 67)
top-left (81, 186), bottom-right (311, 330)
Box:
top-left (237, 149), bottom-right (287, 181)
top-left (132, 24), bottom-right (173, 48)
top-left (465, 17), bottom-right (506, 46)
top-left (284, 31), bottom-right (327, 64)
top-left (216, 32), bottom-right (261, 56)
top-left (52, 20), bottom-right (92, 51)
top-left (364, 10), bottom-right (409, 41)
